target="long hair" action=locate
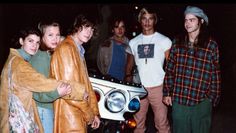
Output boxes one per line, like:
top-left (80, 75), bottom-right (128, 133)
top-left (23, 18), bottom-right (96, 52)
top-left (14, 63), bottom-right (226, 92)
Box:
top-left (175, 16), bottom-right (210, 49)
top-left (109, 16), bottom-right (126, 36)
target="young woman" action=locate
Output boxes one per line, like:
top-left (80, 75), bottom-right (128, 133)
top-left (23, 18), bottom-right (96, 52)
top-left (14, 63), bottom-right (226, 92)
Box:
top-left (97, 17), bottom-right (132, 81)
top-left (30, 20), bottom-right (62, 133)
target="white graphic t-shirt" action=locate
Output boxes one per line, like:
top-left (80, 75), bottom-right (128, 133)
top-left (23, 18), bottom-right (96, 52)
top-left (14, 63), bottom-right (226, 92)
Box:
top-left (129, 32), bottom-right (172, 87)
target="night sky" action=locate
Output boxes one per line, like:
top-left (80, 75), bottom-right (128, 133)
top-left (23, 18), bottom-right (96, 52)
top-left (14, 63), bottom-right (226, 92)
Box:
top-left (0, 3), bottom-right (236, 132)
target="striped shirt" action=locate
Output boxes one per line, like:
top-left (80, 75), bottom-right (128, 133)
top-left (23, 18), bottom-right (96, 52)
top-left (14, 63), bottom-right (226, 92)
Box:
top-left (163, 39), bottom-right (221, 107)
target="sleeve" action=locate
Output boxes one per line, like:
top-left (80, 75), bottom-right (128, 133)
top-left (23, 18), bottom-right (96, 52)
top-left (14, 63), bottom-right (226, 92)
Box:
top-left (33, 89), bottom-right (60, 103)
top-left (97, 40), bottom-right (111, 75)
top-left (63, 81), bottom-right (85, 101)
top-left (97, 45), bottom-right (106, 75)
top-left (163, 37), bottom-right (172, 52)
top-left (163, 43), bottom-right (176, 97)
top-left (208, 41), bottom-right (221, 107)
top-left (128, 39), bottom-right (135, 56)
top-left (33, 82), bottom-right (85, 102)
top-left (13, 58), bottom-right (60, 92)
top-left (124, 38), bottom-right (132, 54)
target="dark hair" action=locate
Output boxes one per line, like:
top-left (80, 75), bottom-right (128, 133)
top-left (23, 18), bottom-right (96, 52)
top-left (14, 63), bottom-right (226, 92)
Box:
top-left (37, 19), bottom-right (61, 51)
top-left (19, 27), bottom-right (41, 40)
top-left (68, 14), bottom-right (97, 35)
top-left (196, 17), bottom-right (210, 48)
top-left (11, 26), bottom-right (41, 48)
top-left (111, 16), bottom-right (125, 29)
top-left (175, 16), bottom-right (210, 49)
top-left (108, 16), bottom-right (126, 36)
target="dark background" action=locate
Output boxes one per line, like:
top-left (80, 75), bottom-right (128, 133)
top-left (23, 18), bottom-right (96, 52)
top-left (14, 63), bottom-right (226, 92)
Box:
top-left (0, 3), bottom-right (235, 132)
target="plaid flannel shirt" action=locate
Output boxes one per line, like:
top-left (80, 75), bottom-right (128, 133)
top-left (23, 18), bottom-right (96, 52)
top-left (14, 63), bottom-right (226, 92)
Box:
top-left (163, 39), bottom-right (221, 107)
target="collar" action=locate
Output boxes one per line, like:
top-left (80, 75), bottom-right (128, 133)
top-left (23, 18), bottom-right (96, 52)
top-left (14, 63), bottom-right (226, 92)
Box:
top-left (70, 35), bottom-right (85, 58)
top-left (17, 48), bottom-right (31, 62)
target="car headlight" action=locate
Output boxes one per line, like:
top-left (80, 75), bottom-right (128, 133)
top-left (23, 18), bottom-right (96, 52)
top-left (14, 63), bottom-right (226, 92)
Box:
top-left (106, 91), bottom-right (126, 113)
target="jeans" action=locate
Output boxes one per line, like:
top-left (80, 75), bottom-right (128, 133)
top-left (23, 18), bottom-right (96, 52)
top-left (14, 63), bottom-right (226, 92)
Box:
top-left (38, 106), bottom-right (54, 133)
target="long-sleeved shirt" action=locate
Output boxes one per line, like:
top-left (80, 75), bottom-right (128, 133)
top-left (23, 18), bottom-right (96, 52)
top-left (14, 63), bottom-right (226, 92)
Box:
top-left (30, 50), bottom-right (60, 109)
top-left (163, 39), bottom-right (221, 107)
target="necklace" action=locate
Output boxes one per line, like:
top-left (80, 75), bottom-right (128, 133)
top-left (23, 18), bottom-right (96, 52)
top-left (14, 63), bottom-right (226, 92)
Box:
top-left (188, 41), bottom-right (194, 48)
top-left (142, 33), bottom-right (154, 64)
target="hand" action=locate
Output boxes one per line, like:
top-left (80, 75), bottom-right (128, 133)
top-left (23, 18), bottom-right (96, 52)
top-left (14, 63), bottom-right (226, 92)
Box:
top-left (57, 82), bottom-right (72, 97)
top-left (163, 96), bottom-right (172, 106)
top-left (91, 115), bottom-right (100, 129)
top-left (83, 91), bottom-right (89, 101)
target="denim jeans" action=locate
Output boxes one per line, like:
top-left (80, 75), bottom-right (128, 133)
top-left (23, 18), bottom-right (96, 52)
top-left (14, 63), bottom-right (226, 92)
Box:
top-left (38, 106), bottom-right (54, 133)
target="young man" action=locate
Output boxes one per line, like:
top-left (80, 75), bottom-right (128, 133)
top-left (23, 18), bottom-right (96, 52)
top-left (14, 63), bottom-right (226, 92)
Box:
top-left (97, 17), bottom-right (131, 81)
top-left (129, 7), bottom-right (171, 133)
top-left (50, 14), bottom-right (100, 133)
top-left (163, 6), bottom-right (221, 133)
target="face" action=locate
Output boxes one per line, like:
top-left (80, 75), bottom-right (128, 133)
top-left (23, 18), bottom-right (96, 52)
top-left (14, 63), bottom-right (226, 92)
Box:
top-left (144, 45), bottom-right (150, 55)
top-left (42, 26), bottom-right (60, 49)
top-left (19, 34), bottom-right (40, 55)
top-left (113, 21), bottom-right (125, 38)
top-left (76, 26), bottom-right (94, 44)
top-left (184, 14), bottom-right (201, 34)
top-left (141, 13), bottom-right (156, 33)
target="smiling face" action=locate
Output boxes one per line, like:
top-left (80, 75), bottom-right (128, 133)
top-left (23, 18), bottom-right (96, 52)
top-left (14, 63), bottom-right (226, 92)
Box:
top-left (76, 25), bottom-right (94, 44)
top-left (184, 14), bottom-right (202, 34)
top-left (19, 34), bottom-right (40, 55)
top-left (42, 26), bottom-right (60, 50)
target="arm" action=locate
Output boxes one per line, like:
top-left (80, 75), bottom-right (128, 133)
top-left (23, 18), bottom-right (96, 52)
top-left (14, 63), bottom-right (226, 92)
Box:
top-left (163, 45), bottom-right (176, 98)
top-left (13, 58), bottom-right (60, 92)
top-left (124, 53), bottom-right (134, 82)
top-left (163, 47), bottom-right (175, 106)
top-left (33, 90), bottom-right (59, 103)
top-left (97, 39), bottom-right (112, 75)
top-left (164, 49), bottom-right (170, 60)
top-left (208, 41), bottom-right (221, 107)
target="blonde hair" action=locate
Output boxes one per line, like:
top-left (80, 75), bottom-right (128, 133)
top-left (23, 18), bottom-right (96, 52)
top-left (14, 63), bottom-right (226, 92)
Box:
top-left (138, 7), bottom-right (157, 24)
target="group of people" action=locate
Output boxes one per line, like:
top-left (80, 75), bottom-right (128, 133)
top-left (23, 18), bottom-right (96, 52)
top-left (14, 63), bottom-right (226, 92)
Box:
top-left (97, 5), bottom-right (221, 133)
top-left (0, 14), bottom-right (100, 133)
top-left (0, 5), bottom-right (221, 133)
